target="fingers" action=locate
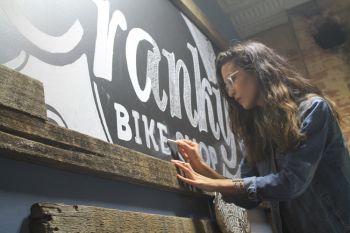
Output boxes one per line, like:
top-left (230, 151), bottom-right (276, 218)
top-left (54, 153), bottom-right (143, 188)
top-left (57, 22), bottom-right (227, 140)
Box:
top-left (176, 174), bottom-right (198, 186)
top-left (171, 159), bottom-right (190, 169)
top-left (184, 139), bottom-right (196, 145)
top-left (171, 160), bottom-right (204, 191)
top-left (177, 140), bottom-right (192, 151)
top-left (177, 140), bottom-right (198, 158)
top-left (178, 147), bottom-right (189, 161)
top-left (173, 162), bottom-right (198, 186)
top-left (171, 160), bottom-right (195, 175)
top-left (177, 139), bottom-right (196, 148)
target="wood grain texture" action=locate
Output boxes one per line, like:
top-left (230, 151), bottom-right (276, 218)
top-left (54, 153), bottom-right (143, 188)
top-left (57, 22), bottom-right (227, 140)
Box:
top-left (0, 64), bottom-right (46, 120)
top-left (30, 203), bottom-right (221, 233)
top-left (0, 129), bottom-right (186, 194)
top-left (0, 106), bottom-right (211, 196)
top-left (0, 66), bottom-right (212, 196)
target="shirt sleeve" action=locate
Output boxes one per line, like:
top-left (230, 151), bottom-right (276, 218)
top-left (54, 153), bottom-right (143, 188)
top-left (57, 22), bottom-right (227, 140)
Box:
top-left (221, 146), bottom-right (262, 209)
top-left (243, 97), bottom-right (334, 202)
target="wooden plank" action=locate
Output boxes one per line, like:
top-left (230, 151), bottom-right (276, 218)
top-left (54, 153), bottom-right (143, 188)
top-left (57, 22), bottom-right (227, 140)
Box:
top-left (0, 108), bottom-right (210, 196)
top-left (30, 203), bottom-right (220, 233)
top-left (0, 64), bottom-right (46, 120)
top-left (0, 61), bottom-right (211, 196)
top-left (0, 106), bottom-right (137, 161)
top-left (0, 129), bottom-right (193, 194)
top-left (170, 0), bottom-right (229, 50)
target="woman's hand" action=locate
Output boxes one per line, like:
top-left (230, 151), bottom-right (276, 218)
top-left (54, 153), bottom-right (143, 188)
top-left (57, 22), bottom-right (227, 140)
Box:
top-left (171, 159), bottom-right (236, 193)
top-left (171, 159), bottom-right (218, 192)
top-left (175, 139), bottom-right (226, 179)
top-left (176, 139), bottom-right (205, 173)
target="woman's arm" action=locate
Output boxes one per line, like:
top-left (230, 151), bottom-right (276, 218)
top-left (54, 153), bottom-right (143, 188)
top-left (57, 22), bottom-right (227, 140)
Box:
top-left (171, 159), bottom-right (260, 209)
top-left (172, 98), bottom-right (335, 207)
top-left (171, 160), bottom-right (240, 192)
top-left (198, 160), bottom-right (226, 179)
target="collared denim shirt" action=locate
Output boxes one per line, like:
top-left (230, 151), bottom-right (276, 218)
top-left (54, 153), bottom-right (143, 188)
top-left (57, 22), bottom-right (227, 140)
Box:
top-left (227, 96), bottom-right (350, 233)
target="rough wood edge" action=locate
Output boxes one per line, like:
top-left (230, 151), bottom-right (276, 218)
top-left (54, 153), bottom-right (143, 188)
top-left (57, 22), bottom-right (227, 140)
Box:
top-left (170, 0), bottom-right (229, 50)
top-left (0, 53), bottom-right (213, 197)
top-left (0, 64), bottom-right (47, 120)
top-left (30, 202), bottom-right (220, 233)
top-left (1, 51), bottom-right (225, 233)
top-left (0, 106), bottom-right (213, 197)
top-left (0, 130), bottom-right (196, 195)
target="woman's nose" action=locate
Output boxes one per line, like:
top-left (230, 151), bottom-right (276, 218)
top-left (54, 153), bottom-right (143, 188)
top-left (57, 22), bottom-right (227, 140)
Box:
top-left (228, 86), bottom-right (236, 98)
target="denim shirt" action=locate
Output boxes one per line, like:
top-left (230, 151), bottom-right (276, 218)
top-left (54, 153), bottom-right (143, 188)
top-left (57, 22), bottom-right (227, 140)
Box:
top-left (229, 96), bottom-right (350, 233)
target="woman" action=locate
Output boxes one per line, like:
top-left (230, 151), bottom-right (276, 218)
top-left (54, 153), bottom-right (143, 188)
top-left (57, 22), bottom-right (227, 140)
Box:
top-left (171, 41), bottom-right (350, 233)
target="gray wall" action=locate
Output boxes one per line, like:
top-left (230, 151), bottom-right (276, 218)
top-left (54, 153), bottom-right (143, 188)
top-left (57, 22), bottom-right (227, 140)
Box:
top-left (194, 0), bottom-right (239, 42)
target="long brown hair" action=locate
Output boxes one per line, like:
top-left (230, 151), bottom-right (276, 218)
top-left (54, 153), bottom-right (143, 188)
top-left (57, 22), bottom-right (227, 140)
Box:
top-left (216, 41), bottom-right (340, 163)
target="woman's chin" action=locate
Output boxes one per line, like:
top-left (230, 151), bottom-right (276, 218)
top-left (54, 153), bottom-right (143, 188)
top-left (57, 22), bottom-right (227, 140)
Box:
top-left (241, 102), bottom-right (255, 110)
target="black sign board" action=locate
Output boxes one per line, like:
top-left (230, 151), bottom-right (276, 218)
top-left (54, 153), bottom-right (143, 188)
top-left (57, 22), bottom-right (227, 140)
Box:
top-left (0, 0), bottom-right (241, 177)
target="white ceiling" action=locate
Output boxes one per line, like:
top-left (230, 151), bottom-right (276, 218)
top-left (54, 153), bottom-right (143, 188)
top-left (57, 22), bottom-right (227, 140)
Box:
top-left (216, 0), bottom-right (312, 38)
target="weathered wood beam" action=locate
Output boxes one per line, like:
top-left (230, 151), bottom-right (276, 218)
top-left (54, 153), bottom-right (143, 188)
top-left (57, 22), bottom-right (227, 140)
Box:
top-left (0, 64), bottom-right (46, 120)
top-left (0, 106), bottom-right (211, 196)
top-left (0, 129), bottom-right (196, 195)
top-left (30, 203), bottom-right (220, 233)
top-left (0, 61), bottom-right (211, 197)
top-left (0, 65), bottom-right (198, 196)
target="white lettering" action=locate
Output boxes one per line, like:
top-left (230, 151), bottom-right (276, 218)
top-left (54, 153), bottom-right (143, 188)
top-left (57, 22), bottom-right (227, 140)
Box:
top-left (126, 28), bottom-right (153, 102)
top-left (157, 122), bottom-right (170, 155)
top-left (208, 145), bottom-right (218, 170)
top-left (162, 49), bottom-right (179, 117)
top-left (132, 110), bottom-right (142, 144)
top-left (202, 78), bottom-right (220, 139)
top-left (142, 115), bottom-right (159, 151)
top-left (177, 59), bottom-right (198, 126)
top-left (187, 43), bottom-right (206, 132)
top-left (114, 103), bottom-right (132, 141)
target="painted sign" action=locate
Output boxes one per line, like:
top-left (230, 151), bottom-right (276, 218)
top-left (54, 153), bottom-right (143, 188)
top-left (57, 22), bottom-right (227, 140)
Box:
top-left (0, 0), bottom-right (242, 178)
